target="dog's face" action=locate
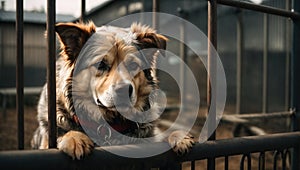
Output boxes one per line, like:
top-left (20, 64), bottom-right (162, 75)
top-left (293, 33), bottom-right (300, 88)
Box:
top-left (55, 22), bottom-right (167, 119)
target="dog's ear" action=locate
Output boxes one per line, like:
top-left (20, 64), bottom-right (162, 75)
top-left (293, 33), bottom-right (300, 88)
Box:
top-left (131, 23), bottom-right (167, 50)
top-left (136, 32), bottom-right (167, 50)
top-left (55, 22), bottom-right (96, 63)
top-left (135, 32), bottom-right (167, 70)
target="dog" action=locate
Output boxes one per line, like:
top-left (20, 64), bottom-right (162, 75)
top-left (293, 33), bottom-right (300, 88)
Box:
top-left (31, 21), bottom-right (194, 160)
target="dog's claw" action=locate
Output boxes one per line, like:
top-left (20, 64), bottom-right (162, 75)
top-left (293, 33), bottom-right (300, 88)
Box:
top-left (168, 130), bottom-right (195, 156)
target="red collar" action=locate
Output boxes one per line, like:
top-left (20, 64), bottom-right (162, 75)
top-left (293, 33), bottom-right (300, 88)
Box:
top-left (73, 115), bottom-right (138, 135)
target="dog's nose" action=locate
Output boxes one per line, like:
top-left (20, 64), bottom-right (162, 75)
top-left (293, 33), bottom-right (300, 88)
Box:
top-left (114, 83), bottom-right (133, 98)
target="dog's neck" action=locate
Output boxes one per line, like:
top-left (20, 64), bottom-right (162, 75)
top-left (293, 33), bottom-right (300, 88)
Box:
top-left (72, 114), bottom-right (139, 135)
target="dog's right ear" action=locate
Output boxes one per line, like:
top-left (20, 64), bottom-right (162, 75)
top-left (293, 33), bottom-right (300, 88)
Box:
top-left (55, 22), bottom-right (96, 63)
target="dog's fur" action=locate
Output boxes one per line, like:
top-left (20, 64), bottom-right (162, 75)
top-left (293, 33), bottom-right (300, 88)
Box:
top-left (31, 22), bottom-right (194, 160)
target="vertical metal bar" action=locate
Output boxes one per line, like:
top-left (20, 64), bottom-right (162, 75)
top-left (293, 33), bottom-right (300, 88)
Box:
top-left (191, 161), bottom-right (195, 170)
top-left (224, 156), bottom-right (229, 170)
top-left (207, 0), bottom-right (217, 140)
top-left (152, 0), bottom-right (159, 30)
top-left (283, 149), bottom-right (290, 170)
top-left (258, 152), bottom-right (265, 170)
top-left (240, 154), bottom-right (251, 170)
top-left (247, 154), bottom-right (251, 170)
top-left (282, 150), bottom-right (286, 170)
top-left (236, 9), bottom-right (243, 114)
top-left (207, 0), bottom-right (217, 169)
top-left (291, 0), bottom-right (300, 169)
top-left (16, 0), bottom-right (24, 150)
top-left (80, 0), bottom-right (86, 22)
top-left (47, 0), bottom-right (57, 148)
top-left (240, 155), bottom-right (245, 170)
top-left (178, 8), bottom-right (187, 108)
top-left (262, 13), bottom-right (268, 113)
top-left (284, 0), bottom-right (291, 111)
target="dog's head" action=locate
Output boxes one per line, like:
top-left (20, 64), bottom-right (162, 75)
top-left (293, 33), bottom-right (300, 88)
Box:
top-left (55, 22), bottom-right (167, 121)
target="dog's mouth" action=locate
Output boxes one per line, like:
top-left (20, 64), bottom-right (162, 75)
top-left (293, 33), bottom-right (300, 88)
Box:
top-left (95, 97), bottom-right (132, 113)
top-left (96, 98), bottom-right (104, 106)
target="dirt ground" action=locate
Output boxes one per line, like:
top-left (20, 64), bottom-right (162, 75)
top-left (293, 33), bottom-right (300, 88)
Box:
top-left (0, 106), bottom-right (290, 169)
top-left (0, 106), bottom-right (38, 150)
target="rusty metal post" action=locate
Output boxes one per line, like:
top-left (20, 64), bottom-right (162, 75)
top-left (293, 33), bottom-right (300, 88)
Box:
top-left (152, 0), bottom-right (159, 30)
top-left (47, 0), bottom-right (56, 148)
top-left (16, 0), bottom-right (24, 150)
top-left (80, 0), bottom-right (86, 22)
top-left (207, 0), bottom-right (217, 169)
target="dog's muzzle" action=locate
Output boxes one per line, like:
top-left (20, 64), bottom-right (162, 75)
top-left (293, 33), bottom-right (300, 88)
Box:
top-left (96, 82), bottom-right (135, 111)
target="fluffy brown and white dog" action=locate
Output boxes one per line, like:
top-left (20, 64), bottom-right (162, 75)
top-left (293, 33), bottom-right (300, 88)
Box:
top-left (31, 21), bottom-right (194, 160)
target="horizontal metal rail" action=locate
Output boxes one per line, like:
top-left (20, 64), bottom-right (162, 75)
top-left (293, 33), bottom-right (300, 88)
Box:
top-left (217, 0), bottom-right (300, 20)
top-left (222, 111), bottom-right (295, 123)
top-left (0, 132), bottom-right (299, 170)
top-left (181, 132), bottom-right (300, 161)
top-left (231, 111), bottom-right (294, 119)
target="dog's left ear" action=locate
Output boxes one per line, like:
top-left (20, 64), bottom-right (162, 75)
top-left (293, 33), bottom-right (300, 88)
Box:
top-left (55, 22), bottom-right (96, 63)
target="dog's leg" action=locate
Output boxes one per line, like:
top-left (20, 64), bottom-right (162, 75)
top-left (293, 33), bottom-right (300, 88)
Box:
top-left (168, 130), bottom-right (194, 155)
top-left (57, 130), bottom-right (94, 160)
top-left (31, 126), bottom-right (49, 149)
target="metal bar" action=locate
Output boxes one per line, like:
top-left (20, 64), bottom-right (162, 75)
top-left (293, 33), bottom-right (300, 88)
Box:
top-left (80, 0), bottom-right (86, 22)
top-left (181, 132), bottom-right (300, 161)
top-left (236, 9), bottom-right (243, 114)
top-left (207, 0), bottom-right (217, 139)
top-left (0, 132), bottom-right (299, 169)
top-left (16, 0), bottom-right (24, 150)
top-left (223, 111), bottom-right (294, 120)
top-left (240, 154), bottom-right (251, 170)
top-left (47, 0), bottom-right (56, 148)
top-left (291, 0), bottom-right (300, 169)
top-left (217, 0), bottom-right (300, 20)
top-left (178, 8), bottom-right (187, 109)
top-left (207, 0), bottom-right (217, 169)
top-left (284, 0), bottom-right (291, 111)
top-left (152, 0), bottom-right (159, 30)
top-left (191, 160), bottom-right (195, 170)
top-left (262, 13), bottom-right (268, 113)
top-left (283, 149), bottom-right (290, 170)
top-left (258, 152), bottom-right (265, 170)
top-left (282, 150), bottom-right (286, 170)
top-left (224, 156), bottom-right (229, 170)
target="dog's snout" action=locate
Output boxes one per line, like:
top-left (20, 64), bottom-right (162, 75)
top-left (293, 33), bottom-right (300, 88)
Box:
top-left (114, 84), bottom-right (133, 98)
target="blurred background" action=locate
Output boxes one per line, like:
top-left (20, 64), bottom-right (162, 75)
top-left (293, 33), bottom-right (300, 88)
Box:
top-left (0, 0), bottom-right (291, 112)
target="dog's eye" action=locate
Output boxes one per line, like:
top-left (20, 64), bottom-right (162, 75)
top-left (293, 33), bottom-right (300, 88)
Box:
top-left (95, 61), bottom-right (109, 71)
top-left (92, 61), bottom-right (110, 76)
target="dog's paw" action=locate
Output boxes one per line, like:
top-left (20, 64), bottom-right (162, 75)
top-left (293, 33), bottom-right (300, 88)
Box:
top-left (168, 130), bottom-right (194, 155)
top-left (57, 130), bottom-right (94, 160)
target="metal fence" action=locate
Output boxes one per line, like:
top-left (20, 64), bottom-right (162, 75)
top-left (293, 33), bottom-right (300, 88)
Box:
top-left (0, 0), bottom-right (299, 169)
